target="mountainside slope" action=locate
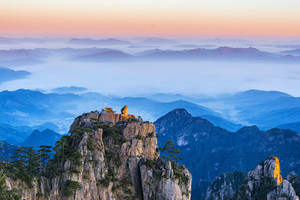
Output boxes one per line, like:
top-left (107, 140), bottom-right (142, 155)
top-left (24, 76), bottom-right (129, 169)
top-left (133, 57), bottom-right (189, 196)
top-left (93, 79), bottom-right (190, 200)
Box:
top-left (155, 109), bottom-right (300, 199)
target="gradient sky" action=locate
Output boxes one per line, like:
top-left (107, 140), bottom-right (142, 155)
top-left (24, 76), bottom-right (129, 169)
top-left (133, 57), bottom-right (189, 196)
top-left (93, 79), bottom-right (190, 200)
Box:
top-left (1, 0), bottom-right (300, 38)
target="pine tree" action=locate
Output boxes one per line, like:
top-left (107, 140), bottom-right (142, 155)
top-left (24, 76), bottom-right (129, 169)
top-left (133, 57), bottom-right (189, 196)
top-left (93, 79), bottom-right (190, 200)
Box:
top-left (11, 147), bottom-right (27, 173)
top-left (53, 135), bottom-right (71, 163)
top-left (38, 145), bottom-right (52, 174)
top-left (25, 147), bottom-right (39, 175)
top-left (160, 140), bottom-right (183, 162)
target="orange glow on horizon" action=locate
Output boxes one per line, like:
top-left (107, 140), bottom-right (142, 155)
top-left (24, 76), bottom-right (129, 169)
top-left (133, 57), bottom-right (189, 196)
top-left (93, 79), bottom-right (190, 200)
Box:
top-left (1, 1), bottom-right (300, 38)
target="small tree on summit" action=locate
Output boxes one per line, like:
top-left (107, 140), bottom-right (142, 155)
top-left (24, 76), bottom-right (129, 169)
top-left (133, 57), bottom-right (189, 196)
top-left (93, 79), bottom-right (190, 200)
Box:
top-left (160, 140), bottom-right (183, 162)
top-left (101, 108), bottom-right (116, 114)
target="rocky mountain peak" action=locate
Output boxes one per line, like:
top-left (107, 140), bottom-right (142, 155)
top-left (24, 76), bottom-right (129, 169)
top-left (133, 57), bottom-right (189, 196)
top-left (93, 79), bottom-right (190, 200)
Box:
top-left (236, 125), bottom-right (261, 134)
top-left (234, 156), bottom-right (299, 200)
top-left (5, 108), bottom-right (192, 200)
top-left (161, 109), bottom-right (193, 120)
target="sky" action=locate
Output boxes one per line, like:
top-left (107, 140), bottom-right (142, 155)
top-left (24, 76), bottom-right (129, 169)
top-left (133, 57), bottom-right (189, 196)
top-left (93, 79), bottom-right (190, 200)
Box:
top-left (1, 0), bottom-right (300, 38)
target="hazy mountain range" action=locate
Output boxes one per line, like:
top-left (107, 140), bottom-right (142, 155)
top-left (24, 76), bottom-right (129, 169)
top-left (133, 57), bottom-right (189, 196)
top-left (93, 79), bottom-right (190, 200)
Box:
top-left (0, 46), bottom-right (300, 64)
top-left (0, 89), bottom-right (300, 138)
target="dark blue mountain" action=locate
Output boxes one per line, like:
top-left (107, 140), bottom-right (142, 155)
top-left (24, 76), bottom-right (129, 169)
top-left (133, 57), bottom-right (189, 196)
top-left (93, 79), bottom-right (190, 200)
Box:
top-left (0, 123), bottom-right (32, 144)
top-left (20, 129), bottom-right (62, 149)
top-left (155, 109), bottom-right (300, 199)
top-left (0, 89), bottom-right (78, 126)
top-left (0, 140), bottom-right (19, 160)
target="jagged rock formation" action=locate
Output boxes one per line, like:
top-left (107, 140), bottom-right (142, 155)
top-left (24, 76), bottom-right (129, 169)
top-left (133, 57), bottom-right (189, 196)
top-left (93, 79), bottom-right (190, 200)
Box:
top-left (204, 171), bottom-right (247, 200)
top-left (233, 156), bottom-right (299, 200)
top-left (5, 109), bottom-right (191, 200)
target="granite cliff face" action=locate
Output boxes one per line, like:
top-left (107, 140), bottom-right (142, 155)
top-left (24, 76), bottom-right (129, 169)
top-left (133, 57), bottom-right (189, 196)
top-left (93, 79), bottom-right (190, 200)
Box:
top-left (204, 157), bottom-right (299, 200)
top-left (234, 156), bottom-right (299, 200)
top-left (5, 110), bottom-right (191, 200)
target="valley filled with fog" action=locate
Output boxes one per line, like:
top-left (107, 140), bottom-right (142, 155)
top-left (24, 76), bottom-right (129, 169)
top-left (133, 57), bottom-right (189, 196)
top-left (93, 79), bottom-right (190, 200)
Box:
top-left (3, 59), bottom-right (300, 96)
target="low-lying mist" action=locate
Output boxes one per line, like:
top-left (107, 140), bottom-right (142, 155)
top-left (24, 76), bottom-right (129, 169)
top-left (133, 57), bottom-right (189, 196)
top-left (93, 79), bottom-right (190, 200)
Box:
top-left (2, 58), bottom-right (300, 97)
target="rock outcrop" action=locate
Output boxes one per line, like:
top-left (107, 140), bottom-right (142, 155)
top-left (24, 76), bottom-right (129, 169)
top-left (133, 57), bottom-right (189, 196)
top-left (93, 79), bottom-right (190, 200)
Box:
top-left (121, 105), bottom-right (129, 115)
top-left (233, 156), bottom-right (299, 200)
top-left (5, 108), bottom-right (191, 200)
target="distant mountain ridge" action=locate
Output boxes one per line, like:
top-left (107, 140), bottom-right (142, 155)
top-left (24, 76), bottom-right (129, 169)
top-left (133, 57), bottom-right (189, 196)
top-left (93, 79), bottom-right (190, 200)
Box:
top-left (136, 47), bottom-right (300, 63)
top-left (0, 66), bottom-right (31, 83)
top-left (155, 109), bottom-right (300, 199)
top-left (73, 49), bottom-right (134, 62)
top-left (1, 46), bottom-right (300, 63)
top-left (20, 129), bottom-right (62, 149)
top-left (67, 38), bottom-right (132, 45)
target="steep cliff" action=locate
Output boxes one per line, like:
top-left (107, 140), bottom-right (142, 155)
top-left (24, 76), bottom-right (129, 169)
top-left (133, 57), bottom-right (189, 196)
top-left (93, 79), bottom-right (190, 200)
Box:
top-left (233, 156), bottom-right (299, 200)
top-left (5, 110), bottom-right (192, 200)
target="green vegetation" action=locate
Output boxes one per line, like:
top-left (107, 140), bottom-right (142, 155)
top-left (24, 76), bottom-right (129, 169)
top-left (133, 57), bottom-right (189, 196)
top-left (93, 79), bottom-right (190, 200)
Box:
top-left (145, 159), bottom-right (156, 167)
top-left (160, 140), bottom-right (182, 162)
top-left (0, 125), bottom-right (90, 187)
top-left (38, 145), bottom-right (52, 175)
top-left (64, 180), bottom-right (81, 197)
top-left (233, 177), bottom-right (277, 200)
top-left (0, 170), bottom-right (20, 200)
top-left (136, 135), bottom-right (144, 140)
top-left (98, 178), bottom-right (110, 187)
top-left (1, 145), bottom-right (52, 187)
top-left (147, 132), bottom-right (154, 138)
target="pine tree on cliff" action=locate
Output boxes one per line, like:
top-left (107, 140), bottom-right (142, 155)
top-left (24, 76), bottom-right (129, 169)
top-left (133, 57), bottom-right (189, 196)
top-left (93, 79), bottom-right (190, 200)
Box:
top-left (25, 147), bottom-right (39, 176)
top-left (38, 145), bottom-right (52, 174)
top-left (11, 147), bottom-right (27, 174)
top-left (160, 140), bottom-right (183, 162)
